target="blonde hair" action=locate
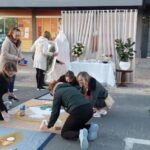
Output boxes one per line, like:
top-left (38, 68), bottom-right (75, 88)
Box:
top-left (77, 72), bottom-right (91, 88)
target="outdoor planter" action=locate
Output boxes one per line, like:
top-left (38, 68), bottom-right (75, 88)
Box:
top-left (119, 61), bottom-right (130, 70)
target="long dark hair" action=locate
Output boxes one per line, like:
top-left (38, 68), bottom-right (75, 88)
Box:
top-left (7, 27), bottom-right (21, 48)
top-left (65, 71), bottom-right (75, 80)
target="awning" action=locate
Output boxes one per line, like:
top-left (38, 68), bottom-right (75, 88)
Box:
top-left (0, 0), bottom-right (143, 8)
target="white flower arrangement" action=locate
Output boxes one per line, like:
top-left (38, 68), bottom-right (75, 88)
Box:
top-left (72, 42), bottom-right (85, 58)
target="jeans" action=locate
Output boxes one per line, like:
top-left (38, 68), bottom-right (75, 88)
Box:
top-left (61, 104), bottom-right (93, 140)
top-left (8, 75), bottom-right (16, 93)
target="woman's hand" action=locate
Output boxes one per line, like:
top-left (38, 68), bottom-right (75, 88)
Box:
top-left (16, 57), bottom-right (22, 62)
top-left (40, 124), bottom-right (49, 132)
top-left (17, 57), bottom-right (25, 62)
top-left (40, 120), bottom-right (50, 132)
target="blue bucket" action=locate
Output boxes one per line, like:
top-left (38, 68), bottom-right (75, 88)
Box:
top-left (20, 59), bottom-right (28, 65)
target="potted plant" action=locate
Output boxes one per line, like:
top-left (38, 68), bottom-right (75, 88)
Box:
top-left (115, 38), bottom-right (135, 70)
top-left (72, 42), bottom-right (85, 61)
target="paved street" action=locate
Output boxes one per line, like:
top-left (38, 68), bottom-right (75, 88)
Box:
top-left (8, 53), bottom-right (150, 150)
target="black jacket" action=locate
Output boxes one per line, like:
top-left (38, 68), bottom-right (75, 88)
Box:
top-left (48, 83), bottom-right (88, 128)
top-left (82, 77), bottom-right (108, 107)
top-left (0, 72), bottom-right (10, 112)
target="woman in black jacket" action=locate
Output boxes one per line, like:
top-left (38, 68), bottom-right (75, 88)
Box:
top-left (0, 62), bottom-right (17, 121)
top-left (40, 81), bottom-right (99, 150)
top-left (77, 72), bottom-right (108, 118)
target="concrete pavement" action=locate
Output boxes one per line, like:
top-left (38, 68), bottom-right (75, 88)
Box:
top-left (7, 53), bottom-right (150, 150)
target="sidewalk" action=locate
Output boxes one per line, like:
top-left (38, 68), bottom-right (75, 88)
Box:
top-left (12, 53), bottom-right (150, 102)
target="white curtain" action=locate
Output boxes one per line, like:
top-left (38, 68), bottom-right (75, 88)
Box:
top-left (62, 9), bottom-right (137, 58)
top-left (62, 9), bottom-right (138, 81)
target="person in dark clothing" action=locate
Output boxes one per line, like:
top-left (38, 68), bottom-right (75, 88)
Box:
top-left (77, 72), bottom-right (108, 118)
top-left (0, 62), bottom-right (17, 121)
top-left (40, 81), bottom-right (99, 150)
top-left (58, 70), bottom-right (79, 87)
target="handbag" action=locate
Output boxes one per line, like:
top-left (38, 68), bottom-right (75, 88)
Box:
top-left (105, 94), bottom-right (115, 110)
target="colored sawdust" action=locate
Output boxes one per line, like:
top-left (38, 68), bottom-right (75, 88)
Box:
top-left (0, 133), bottom-right (22, 147)
top-left (15, 104), bottom-right (64, 122)
top-left (0, 100), bottom-right (68, 134)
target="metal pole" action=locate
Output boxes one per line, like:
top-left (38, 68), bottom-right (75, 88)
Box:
top-left (4, 18), bottom-right (5, 35)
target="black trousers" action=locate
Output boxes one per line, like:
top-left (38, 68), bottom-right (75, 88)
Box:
top-left (0, 102), bottom-right (8, 120)
top-left (61, 104), bottom-right (93, 140)
top-left (94, 98), bottom-right (106, 109)
top-left (36, 68), bottom-right (45, 88)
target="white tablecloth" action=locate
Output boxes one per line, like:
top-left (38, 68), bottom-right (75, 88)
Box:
top-left (71, 61), bottom-right (116, 87)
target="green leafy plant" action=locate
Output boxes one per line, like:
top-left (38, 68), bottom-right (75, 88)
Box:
top-left (115, 38), bottom-right (135, 62)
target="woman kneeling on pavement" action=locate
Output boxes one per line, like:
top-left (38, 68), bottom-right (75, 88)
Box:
top-left (77, 72), bottom-right (109, 118)
top-left (0, 62), bottom-right (17, 121)
top-left (40, 81), bottom-right (99, 150)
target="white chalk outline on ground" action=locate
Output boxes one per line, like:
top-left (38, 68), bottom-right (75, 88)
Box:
top-left (124, 137), bottom-right (150, 150)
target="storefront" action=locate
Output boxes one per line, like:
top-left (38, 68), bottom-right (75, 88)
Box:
top-left (0, 9), bottom-right (61, 51)
top-left (0, 0), bottom-right (148, 57)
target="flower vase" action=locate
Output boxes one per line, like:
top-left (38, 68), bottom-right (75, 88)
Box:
top-left (119, 61), bottom-right (130, 70)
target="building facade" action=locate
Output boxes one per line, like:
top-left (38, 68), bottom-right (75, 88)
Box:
top-left (0, 0), bottom-right (149, 58)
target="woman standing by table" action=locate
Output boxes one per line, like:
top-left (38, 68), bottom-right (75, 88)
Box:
top-left (0, 27), bottom-right (23, 100)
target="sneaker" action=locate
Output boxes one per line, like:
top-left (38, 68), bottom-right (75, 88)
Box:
top-left (88, 123), bottom-right (99, 141)
top-left (99, 109), bottom-right (108, 116)
top-left (37, 88), bottom-right (40, 91)
top-left (79, 128), bottom-right (88, 150)
top-left (37, 87), bottom-right (46, 91)
top-left (8, 95), bottom-right (19, 102)
top-left (93, 111), bottom-right (101, 118)
top-left (13, 88), bottom-right (18, 92)
top-left (40, 87), bottom-right (46, 90)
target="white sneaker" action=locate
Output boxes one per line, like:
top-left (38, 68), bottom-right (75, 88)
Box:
top-left (13, 89), bottom-right (18, 92)
top-left (37, 88), bottom-right (46, 91)
top-left (79, 128), bottom-right (88, 150)
top-left (93, 111), bottom-right (101, 118)
top-left (99, 109), bottom-right (108, 116)
top-left (88, 123), bottom-right (99, 141)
